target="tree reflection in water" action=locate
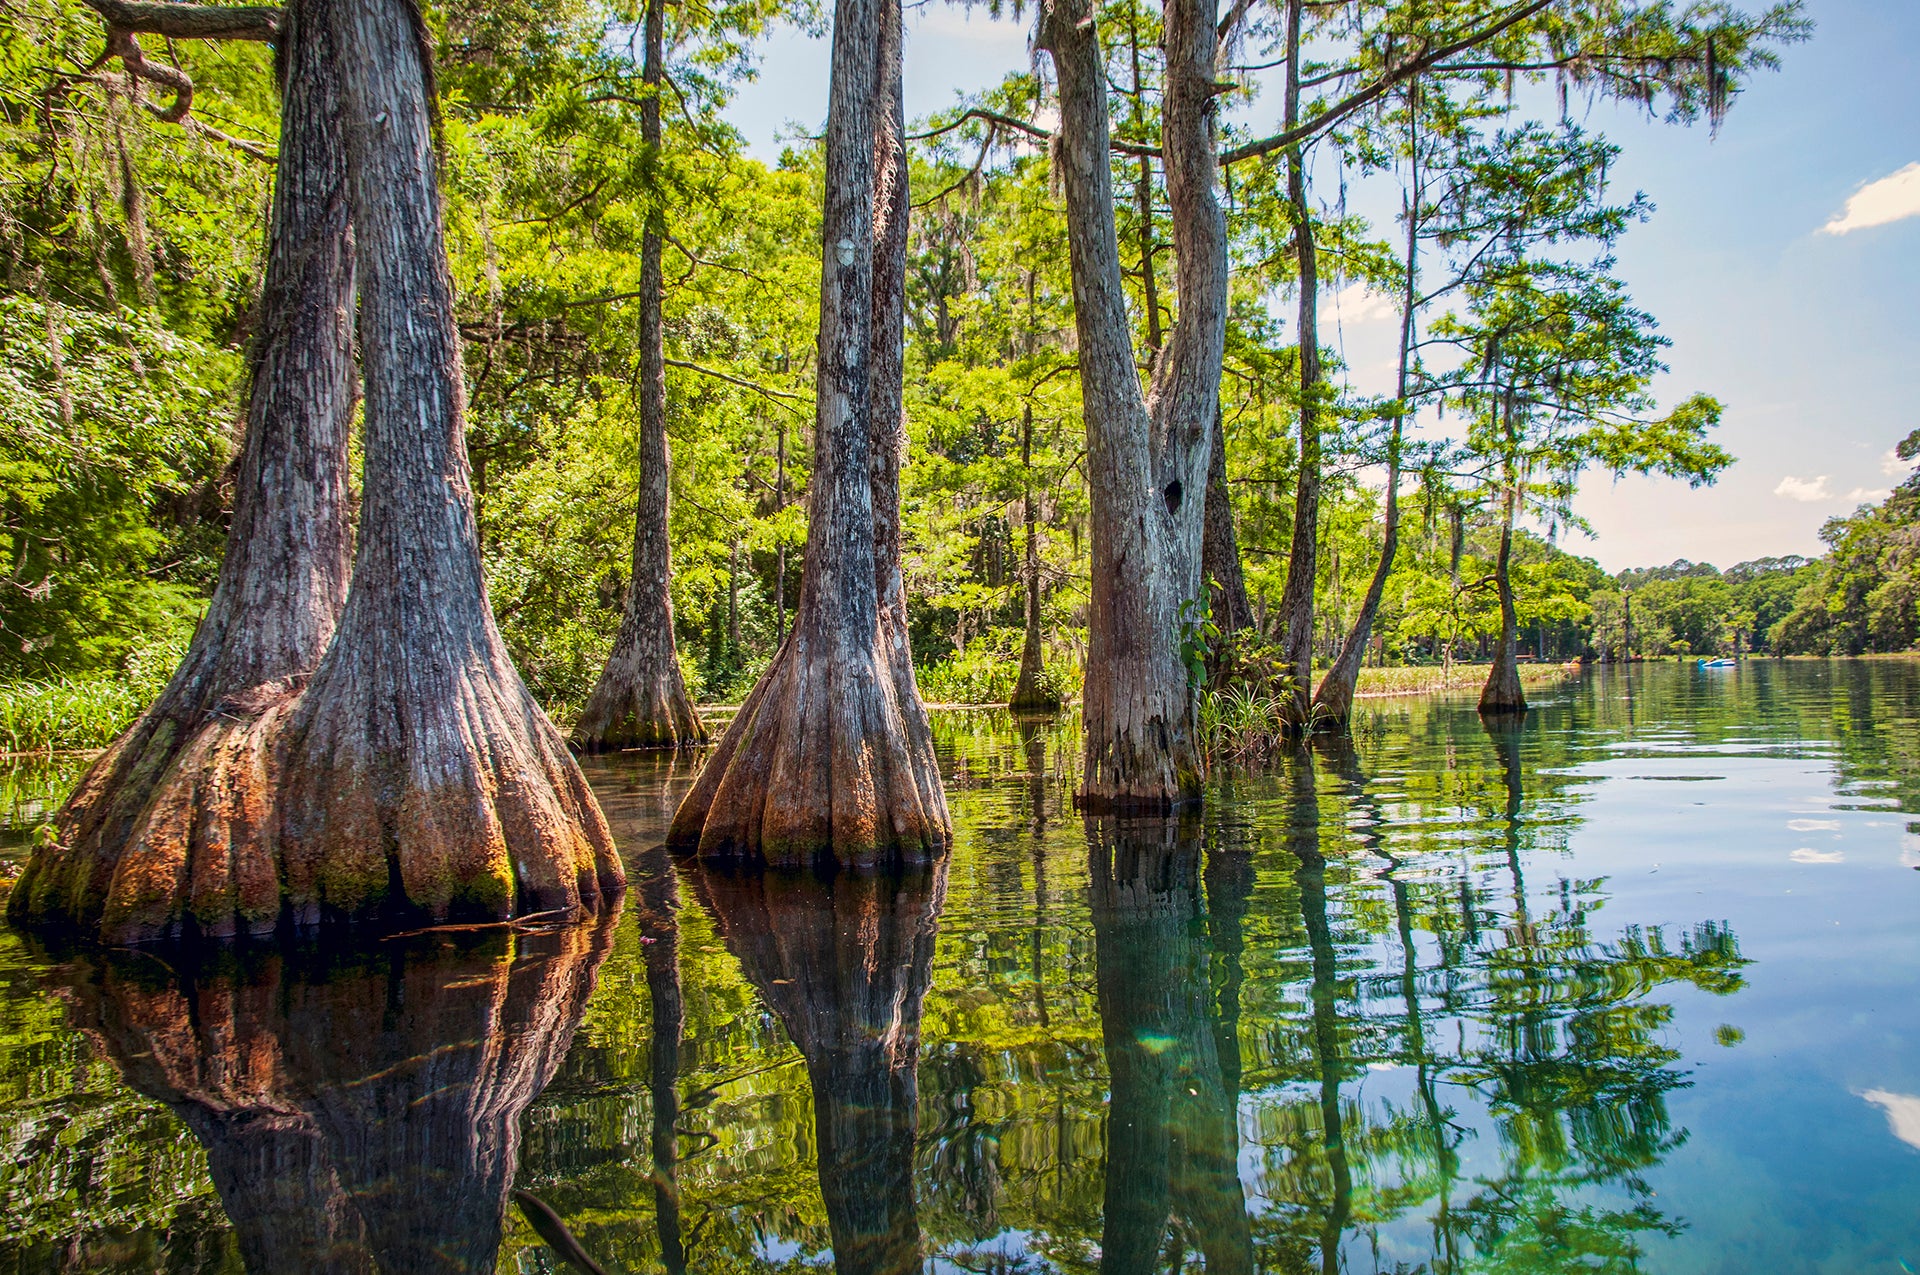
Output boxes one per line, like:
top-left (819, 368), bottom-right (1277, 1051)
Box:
top-left (41, 914), bottom-right (616, 1274)
top-left (1087, 815), bottom-right (1254, 1274)
top-left (690, 860), bottom-right (946, 1275)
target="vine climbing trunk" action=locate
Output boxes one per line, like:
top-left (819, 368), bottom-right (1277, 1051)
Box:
top-left (1275, 0), bottom-right (1324, 729)
top-left (11, 0), bottom-right (355, 941)
top-left (1041, 0), bottom-right (1225, 811)
top-left (665, 0), bottom-right (948, 866)
top-left (571, 0), bottom-right (703, 753)
top-left (275, 0), bottom-right (623, 924)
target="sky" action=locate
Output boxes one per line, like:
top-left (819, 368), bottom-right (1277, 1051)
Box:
top-left (720, 1), bottom-right (1920, 573)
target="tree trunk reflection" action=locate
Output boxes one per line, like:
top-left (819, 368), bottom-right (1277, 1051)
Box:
top-left (690, 862), bottom-right (945, 1274)
top-left (42, 915), bottom-right (616, 1273)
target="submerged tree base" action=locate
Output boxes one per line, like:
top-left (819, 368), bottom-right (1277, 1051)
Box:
top-left (665, 633), bottom-right (948, 868)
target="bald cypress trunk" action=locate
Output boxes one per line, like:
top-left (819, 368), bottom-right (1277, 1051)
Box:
top-left (572, 0), bottom-right (703, 753)
top-left (666, 0), bottom-right (948, 867)
top-left (1201, 417), bottom-right (1255, 636)
top-left (275, 0), bottom-right (622, 924)
top-left (1041, 0), bottom-right (1225, 811)
top-left (12, 0), bottom-right (355, 941)
top-left (1479, 484), bottom-right (1527, 715)
top-left (1314, 157), bottom-right (1419, 729)
top-left (1011, 405), bottom-right (1060, 712)
top-left (1275, 0), bottom-right (1324, 729)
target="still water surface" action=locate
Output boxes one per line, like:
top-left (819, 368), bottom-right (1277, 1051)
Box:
top-left (1, 660), bottom-right (1917, 1273)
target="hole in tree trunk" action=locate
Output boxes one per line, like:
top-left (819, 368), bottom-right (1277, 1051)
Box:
top-left (1163, 479), bottom-right (1183, 515)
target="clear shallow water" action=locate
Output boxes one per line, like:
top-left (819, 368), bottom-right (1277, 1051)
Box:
top-left (1, 660), bottom-right (1917, 1273)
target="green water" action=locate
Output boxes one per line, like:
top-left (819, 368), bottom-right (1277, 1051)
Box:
top-left (1, 660), bottom-right (1917, 1273)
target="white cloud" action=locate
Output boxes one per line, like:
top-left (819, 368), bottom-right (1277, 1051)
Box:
top-left (1883, 449), bottom-right (1914, 478)
top-left (1863, 1090), bottom-right (1920, 1150)
top-left (1320, 283), bottom-right (1400, 326)
top-left (1822, 163), bottom-right (1920, 236)
top-left (1775, 475), bottom-right (1832, 502)
top-left (1787, 819), bottom-right (1840, 832)
top-left (1790, 848), bottom-right (1845, 864)
top-left (1845, 486), bottom-right (1891, 504)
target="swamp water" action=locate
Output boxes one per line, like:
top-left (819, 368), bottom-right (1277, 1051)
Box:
top-left (0, 659), bottom-right (1916, 1273)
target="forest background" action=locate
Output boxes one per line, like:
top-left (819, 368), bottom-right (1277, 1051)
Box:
top-left (2, 0), bottom-right (1915, 754)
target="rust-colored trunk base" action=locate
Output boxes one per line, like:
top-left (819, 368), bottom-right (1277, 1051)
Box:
top-left (13, 687), bottom-right (298, 943)
top-left (666, 631), bottom-right (947, 868)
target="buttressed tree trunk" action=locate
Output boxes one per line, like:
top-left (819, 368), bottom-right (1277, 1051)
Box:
top-left (276, 0), bottom-right (623, 923)
top-left (666, 0), bottom-right (948, 867)
top-left (1040, 0), bottom-right (1226, 811)
top-left (571, 0), bottom-right (703, 753)
top-left (691, 861), bottom-right (944, 1275)
top-left (10, 0), bottom-right (355, 942)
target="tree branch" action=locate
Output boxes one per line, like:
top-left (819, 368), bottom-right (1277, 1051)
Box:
top-left (80, 0), bottom-right (279, 41)
top-left (1222, 0), bottom-right (1554, 165)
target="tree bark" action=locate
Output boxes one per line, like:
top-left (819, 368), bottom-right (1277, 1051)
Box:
top-left (1040, 0), bottom-right (1224, 811)
top-left (665, 0), bottom-right (948, 867)
top-left (1479, 483), bottom-right (1527, 714)
top-left (11, 0), bottom-right (355, 942)
top-left (572, 0), bottom-right (704, 753)
top-left (1314, 126), bottom-right (1420, 728)
top-left (690, 861), bottom-right (943, 1275)
top-left (275, 0), bottom-right (623, 925)
top-left (1275, 0), bottom-right (1324, 729)
top-left (1011, 404), bottom-right (1060, 712)
top-left (1201, 414), bottom-right (1255, 635)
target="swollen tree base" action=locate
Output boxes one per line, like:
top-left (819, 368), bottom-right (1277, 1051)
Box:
top-left (664, 631), bottom-right (947, 869)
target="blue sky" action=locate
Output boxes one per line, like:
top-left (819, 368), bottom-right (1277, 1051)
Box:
top-left (721, 2), bottom-right (1919, 573)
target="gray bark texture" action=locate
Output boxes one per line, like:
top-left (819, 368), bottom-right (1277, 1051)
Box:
top-left (1040, 0), bottom-right (1225, 811)
top-left (1479, 486), bottom-right (1527, 714)
top-left (691, 861), bottom-right (944, 1275)
top-left (665, 0), bottom-right (949, 867)
top-left (1275, 0), bottom-right (1325, 729)
top-left (276, 0), bottom-right (623, 924)
top-left (571, 0), bottom-right (704, 753)
top-left (1201, 415), bottom-right (1255, 635)
top-left (12, 0), bottom-right (355, 942)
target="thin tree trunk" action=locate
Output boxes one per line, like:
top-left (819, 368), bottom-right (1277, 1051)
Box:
top-left (13, 0), bottom-right (355, 941)
top-left (1314, 114), bottom-right (1420, 728)
top-left (1201, 413), bottom-right (1255, 635)
top-left (666, 0), bottom-right (947, 866)
top-left (637, 847), bottom-right (687, 1275)
top-left (1479, 481), bottom-right (1527, 714)
top-left (573, 0), bottom-right (703, 752)
top-left (277, 0), bottom-right (623, 925)
top-left (1275, 0), bottom-right (1323, 728)
top-left (1040, 0), bottom-right (1223, 811)
top-left (1011, 404), bottom-right (1060, 712)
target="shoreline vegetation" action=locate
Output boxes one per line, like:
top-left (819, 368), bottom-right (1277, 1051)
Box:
top-left (0, 659), bottom-right (1587, 758)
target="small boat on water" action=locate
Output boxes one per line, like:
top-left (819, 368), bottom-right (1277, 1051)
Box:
top-left (1698, 658), bottom-right (1738, 669)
